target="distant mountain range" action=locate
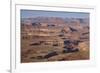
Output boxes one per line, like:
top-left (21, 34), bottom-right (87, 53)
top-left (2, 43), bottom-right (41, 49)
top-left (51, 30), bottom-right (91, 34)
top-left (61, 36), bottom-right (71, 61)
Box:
top-left (21, 17), bottom-right (89, 25)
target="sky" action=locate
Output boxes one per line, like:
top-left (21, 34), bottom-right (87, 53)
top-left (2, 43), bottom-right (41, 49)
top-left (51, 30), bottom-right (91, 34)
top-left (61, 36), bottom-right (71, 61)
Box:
top-left (21, 10), bottom-right (89, 19)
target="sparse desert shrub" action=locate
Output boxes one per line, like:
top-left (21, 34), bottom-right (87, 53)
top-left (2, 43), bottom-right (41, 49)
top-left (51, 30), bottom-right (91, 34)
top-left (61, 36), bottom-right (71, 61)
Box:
top-left (53, 44), bottom-right (58, 46)
top-left (30, 42), bottom-right (41, 46)
top-left (44, 51), bottom-right (58, 58)
top-left (37, 56), bottom-right (43, 59)
top-left (62, 48), bottom-right (79, 53)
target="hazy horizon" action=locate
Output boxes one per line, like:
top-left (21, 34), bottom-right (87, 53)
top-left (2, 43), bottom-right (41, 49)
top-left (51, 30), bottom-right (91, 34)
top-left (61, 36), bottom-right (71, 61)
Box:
top-left (21, 10), bottom-right (89, 19)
